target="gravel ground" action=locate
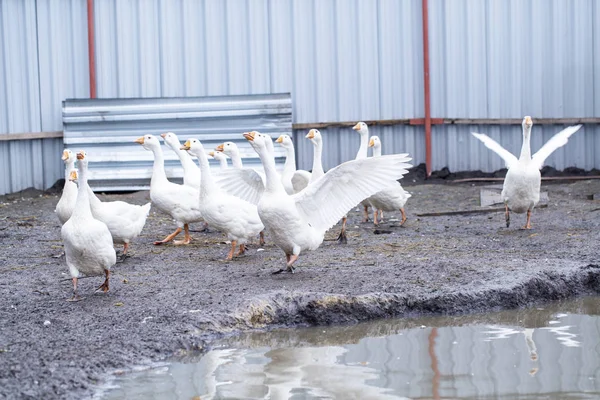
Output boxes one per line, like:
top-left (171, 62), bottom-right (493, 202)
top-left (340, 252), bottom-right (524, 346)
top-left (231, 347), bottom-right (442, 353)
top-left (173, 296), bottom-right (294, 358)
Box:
top-left (1, 177), bottom-right (599, 399)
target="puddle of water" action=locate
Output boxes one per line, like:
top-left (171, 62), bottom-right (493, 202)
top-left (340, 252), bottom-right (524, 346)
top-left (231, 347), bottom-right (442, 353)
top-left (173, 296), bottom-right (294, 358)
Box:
top-left (101, 296), bottom-right (600, 400)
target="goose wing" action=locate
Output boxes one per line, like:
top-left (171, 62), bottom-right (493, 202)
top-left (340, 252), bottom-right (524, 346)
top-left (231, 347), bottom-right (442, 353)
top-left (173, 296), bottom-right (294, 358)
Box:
top-left (291, 170), bottom-right (311, 193)
top-left (213, 168), bottom-right (265, 206)
top-left (531, 125), bottom-right (582, 169)
top-left (292, 154), bottom-right (412, 233)
top-left (471, 132), bottom-right (519, 168)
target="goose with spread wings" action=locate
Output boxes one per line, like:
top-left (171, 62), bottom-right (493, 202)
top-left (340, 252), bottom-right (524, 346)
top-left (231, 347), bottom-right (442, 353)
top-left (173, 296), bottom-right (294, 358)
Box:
top-left (472, 116), bottom-right (581, 229)
top-left (243, 131), bottom-right (412, 273)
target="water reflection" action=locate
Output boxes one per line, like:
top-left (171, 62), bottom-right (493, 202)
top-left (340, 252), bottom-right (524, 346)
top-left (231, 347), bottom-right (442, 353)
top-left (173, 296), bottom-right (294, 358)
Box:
top-left (102, 297), bottom-right (600, 400)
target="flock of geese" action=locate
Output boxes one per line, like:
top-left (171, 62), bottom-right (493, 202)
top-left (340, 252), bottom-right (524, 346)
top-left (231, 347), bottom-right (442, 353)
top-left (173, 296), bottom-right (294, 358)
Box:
top-left (55, 118), bottom-right (581, 300)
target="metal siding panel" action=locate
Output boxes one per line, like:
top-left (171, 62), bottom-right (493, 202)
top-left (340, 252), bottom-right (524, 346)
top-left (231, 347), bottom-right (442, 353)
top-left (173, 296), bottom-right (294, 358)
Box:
top-left (248, 0), bottom-right (272, 94)
top-left (204, 0), bottom-right (229, 95)
top-left (334, 0), bottom-right (359, 121)
top-left (159, 0), bottom-right (185, 97)
top-left (225, 0), bottom-right (250, 96)
top-left (0, 0), bottom-right (42, 195)
top-left (314, 0), bottom-right (338, 122)
top-left (62, 94), bottom-right (292, 191)
top-left (356, 0), bottom-right (380, 120)
top-left (181, 0), bottom-right (207, 96)
top-left (268, 0), bottom-right (293, 94)
top-left (291, 0), bottom-right (317, 123)
top-left (595, 0), bottom-right (600, 117)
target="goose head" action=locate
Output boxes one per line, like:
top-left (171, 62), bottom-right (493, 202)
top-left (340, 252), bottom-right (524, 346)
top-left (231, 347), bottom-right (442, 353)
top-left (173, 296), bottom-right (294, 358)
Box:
top-left (243, 131), bottom-right (269, 157)
top-left (160, 132), bottom-right (182, 150)
top-left (180, 138), bottom-right (205, 157)
top-left (368, 136), bottom-right (381, 150)
top-left (68, 170), bottom-right (78, 183)
top-left (522, 116), bottom-right (533, 137)
top-left (217, 141), bottom-right (239, 157)
top-left (306, 129), bottom-right (322, 146)
top-left (76, 150), bottom-right (88, 165)
top-left (352, 121), bottom-right (369, 135)
top-left (62, 149), bottom-right (75, 164)
top-left (135, 134), bottom-right (161, 151)
top-left (276, 134), bottom-right (294, 149)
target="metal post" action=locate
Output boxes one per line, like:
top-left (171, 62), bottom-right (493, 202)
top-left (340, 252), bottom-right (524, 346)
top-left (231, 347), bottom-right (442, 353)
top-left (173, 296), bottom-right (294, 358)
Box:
top-left (87, 0), bottom-right (97, 98)
top-left (422, 0), bottom-right (432, 176)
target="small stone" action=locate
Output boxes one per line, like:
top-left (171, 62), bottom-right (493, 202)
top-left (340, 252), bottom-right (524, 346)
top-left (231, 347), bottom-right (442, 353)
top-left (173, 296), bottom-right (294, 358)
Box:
top-left (43, 320), bottom-right (51, 326)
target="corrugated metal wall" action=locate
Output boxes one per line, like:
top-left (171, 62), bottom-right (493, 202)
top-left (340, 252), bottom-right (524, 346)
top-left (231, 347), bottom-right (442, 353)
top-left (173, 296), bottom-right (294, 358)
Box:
top-left (0, 0), bottom-right (89, 196)
top-left (1, 0), bottom-right (598, 195)
top-left (62, 94), bottom-right (292, 191)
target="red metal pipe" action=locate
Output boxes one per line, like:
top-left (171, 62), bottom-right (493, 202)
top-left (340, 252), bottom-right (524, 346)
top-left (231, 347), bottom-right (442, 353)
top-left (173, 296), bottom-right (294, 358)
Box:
top-left (87, 0), bottom-right (97, 98)
top-left (421, 0), bottom-right (432, 176)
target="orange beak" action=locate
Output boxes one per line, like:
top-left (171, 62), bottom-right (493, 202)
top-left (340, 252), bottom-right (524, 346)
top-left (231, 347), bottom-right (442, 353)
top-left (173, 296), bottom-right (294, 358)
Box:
top-left (525, 116), bottom-right (533, 125)
top-left (243, 131), bottom-right (256, 141)
top-left (61, 150), bottom-right (69, 161)
top-left (368, 138), bottom-right (375, 147)
top-left (276, 136), bottom-right (284, 143)
top-left (180, 140), bottom-right (191, 150)
top-left (68, 170), bottom-right (78, 181)
top-left (208, 151), bottom-right (215, 157)
top-left (352, 122), bottom-right (361, 130)
top-left (306, 130), bottom-right (315, 139)
top-left (215, 144), bottom-right (224, 152)
top-left (134, 137), bottom-right (145, 144)
top-left (76, 151), bottom-right (85, 160)
top-left (160, 133), bottom-right (167, 139)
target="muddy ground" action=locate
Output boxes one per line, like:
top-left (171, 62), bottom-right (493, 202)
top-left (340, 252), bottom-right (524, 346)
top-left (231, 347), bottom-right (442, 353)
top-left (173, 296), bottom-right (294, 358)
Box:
top-left (1, 175), bottom-right (600, 399)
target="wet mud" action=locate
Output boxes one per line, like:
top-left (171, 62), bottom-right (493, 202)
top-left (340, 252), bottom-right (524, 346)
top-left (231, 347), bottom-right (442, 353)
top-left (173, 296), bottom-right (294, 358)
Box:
top-left (1, 178), bottom-right (599, 399)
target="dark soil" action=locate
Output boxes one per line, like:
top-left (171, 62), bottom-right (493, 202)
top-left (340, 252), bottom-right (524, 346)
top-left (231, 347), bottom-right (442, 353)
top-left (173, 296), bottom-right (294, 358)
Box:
top-left (1, 176), bottom-right (600, 399)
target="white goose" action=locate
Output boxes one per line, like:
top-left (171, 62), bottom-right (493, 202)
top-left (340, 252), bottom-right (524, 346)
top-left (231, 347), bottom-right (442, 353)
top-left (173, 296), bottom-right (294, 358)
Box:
top-left (161, 132), bottom-right (201, 189)
top-left (276, 134), bottom-right (311, 194)
top-left (367, 136), bottom-right (411, 226)
top-left (61, 154), bottom-right (116, 301)
top-left (209, 150), bottom-right (229, 169)
top-left (135, 134), bottom-right (203, 244)
top-left (337, 121), bottom-right (371, 243)
top-left (305, 129), bottom-right (325, 183)
top-left (215, 141), bottom-right (244, 169)
top-left (55, 149), bottom-right (78, 224)
top-left (181, 139), bottom-right (264, 260)
top-left (243, 131), bottom-right (412, 273)
top-left (77, 151), bottom-right (151, 256)
top-left (472, 116), bottom-right (582, 229)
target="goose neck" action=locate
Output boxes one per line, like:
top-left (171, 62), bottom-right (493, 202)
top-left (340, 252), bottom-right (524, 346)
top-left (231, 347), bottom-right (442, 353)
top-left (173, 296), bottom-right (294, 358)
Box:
top-left (259, 147), bottom-right (285, 193)
top-left (356, 131), bottom-right (369, 160)
top-left (150, 146), bottom-right (169, 186)
top-left (311, 141), bottom-right (325, 179)
top-left (282, 146), bottom-right (297, 177)
top-left (519, 127), bottom-right (532, 161)
top-left (72, 163), bottom-right (93, 219)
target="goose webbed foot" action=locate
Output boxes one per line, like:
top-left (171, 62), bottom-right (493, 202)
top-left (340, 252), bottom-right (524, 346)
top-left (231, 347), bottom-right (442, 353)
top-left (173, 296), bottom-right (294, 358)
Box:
top-left (225, 240), bottom-right (237, 261)
top-left (337, 217), bottom-right (348, 244)
top-left (236, 244), bottom-right (246, 256)
top-left (154, 227), bottom-right (183, 245)
top-left (272, 265), bottom-right (296, 275)
top-left (95, 270), bottom-right (110, 293)
top-left (522, 209), bottom-right (532, 230)
top-left (399, 209), bottom-right (407, 226)
top-left (362, 205), bottom-right (370, 223)
top-left (174, 224), bottom-right (192, 245)
top-left (273, 254), bottom-right (298, 274)
top-left (66, 277), bottom-right (82, 301)
top-left (336, 230), bottom-right (347, 244)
